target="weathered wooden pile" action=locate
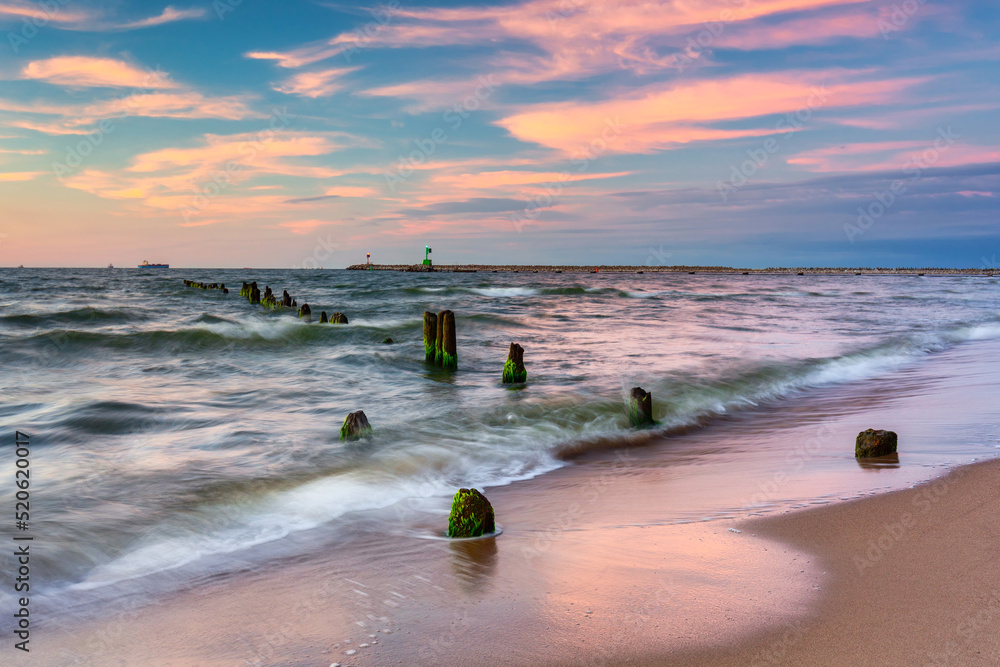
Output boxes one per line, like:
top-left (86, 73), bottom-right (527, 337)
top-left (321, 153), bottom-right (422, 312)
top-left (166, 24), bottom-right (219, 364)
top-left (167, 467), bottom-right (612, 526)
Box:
top-left (183, 280), bottom-right (228, 294)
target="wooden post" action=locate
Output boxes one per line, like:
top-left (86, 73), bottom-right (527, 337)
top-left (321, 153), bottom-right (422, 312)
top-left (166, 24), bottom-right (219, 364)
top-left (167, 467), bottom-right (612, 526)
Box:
top-left (628, 387), bottom-right (653, 426)
top-left (502, 342), bottom-right (526, 383)
top-left (436, 309), bottom-right (456, 369)
top-left (340, 410), bottom-right (372, 441)
top-left (319, 311), bottom-right (329, 324)
top-left (298, 303), bottom-right (311, 321)
top-left (330, 312), bottom-right (348, 324)
top-left (423, 311), bottom-right (438, 362)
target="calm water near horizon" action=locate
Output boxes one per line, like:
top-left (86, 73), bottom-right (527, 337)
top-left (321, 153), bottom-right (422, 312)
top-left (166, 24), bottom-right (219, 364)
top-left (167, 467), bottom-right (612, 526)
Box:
top-left (2, 268), bottom-right (999, 624)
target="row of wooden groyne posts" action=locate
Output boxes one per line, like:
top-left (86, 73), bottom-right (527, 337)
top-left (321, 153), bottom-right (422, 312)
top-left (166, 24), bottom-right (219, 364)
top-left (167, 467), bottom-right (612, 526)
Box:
top-left (182, 278), bottom-right (902, 538)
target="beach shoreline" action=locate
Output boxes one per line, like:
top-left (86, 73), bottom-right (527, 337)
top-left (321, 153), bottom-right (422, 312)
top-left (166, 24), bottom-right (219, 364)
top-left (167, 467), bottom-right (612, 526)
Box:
top-left (27, 454), bottom-right (1000, 666)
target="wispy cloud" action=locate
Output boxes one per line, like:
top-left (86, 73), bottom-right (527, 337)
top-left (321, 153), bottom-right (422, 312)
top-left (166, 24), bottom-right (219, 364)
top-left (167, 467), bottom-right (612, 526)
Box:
top-left (0, 171), bottom-right (43, 181)
top-left (275, 67), bottom-right (359, 98)
top-left (113, 6), bottom-right (206, 30)
top-left (0, 3), bottom-right (206, 31)
top-left (21, 56), bottom-right (177, 89)
top-left (496, 72), bottom-right (918, 155)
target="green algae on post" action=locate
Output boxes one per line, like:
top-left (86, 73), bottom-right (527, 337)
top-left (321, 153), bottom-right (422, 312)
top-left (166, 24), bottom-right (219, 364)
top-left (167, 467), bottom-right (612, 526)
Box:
top-left (628, 386), bottom-right (653, 427)
top-left (436, 309), bottom-right (457, 369)
top-left (502, 342), bottom-right (526, 384)
top-left (423, 311), bottom-right (437, 362)
top-left (447, 488), bottom-right (495, 538)
top-left (340, 410), bottom-right (372, 441)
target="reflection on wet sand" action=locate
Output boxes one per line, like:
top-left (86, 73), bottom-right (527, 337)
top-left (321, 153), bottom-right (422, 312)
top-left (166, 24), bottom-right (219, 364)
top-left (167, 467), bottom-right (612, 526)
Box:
top-left (449, 536), bottom-right (499, 593)
top-left (857, 453), bottom-right (901, 470)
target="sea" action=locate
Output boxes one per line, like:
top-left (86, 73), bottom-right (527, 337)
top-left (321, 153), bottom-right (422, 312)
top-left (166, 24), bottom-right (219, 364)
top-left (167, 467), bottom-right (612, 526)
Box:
top-left (1, 268), bottom-right (999, 626)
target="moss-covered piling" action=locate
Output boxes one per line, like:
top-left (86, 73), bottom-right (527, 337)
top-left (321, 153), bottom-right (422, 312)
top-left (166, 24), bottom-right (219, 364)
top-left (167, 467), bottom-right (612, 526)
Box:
top-left (435, 309), bottom-right (457, 369)
top-left (628, 387), bottom-right (653, 426)
top-left (448, 488), bottom-right (495, 538)
top-left (502, 342), bottom-right (527, 384)
top-left (340, 410), bottom-right (372, 441)
top-left (423, 311), bottom-right (438, 362)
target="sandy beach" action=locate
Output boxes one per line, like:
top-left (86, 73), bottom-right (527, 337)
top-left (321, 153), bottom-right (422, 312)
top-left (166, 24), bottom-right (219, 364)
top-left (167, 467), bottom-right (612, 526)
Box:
top-left (31, 453), bottom-right (1000, 666)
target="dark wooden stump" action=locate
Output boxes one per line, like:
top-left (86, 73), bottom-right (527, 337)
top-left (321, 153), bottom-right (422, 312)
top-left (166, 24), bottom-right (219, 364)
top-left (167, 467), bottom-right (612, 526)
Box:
top-left (340, 410), bottom-right (372, 441)
top-left (423, 311), bottom-right (438, 362)
top-left (628, 387), bottom-right (653, 426)
top-left (502, 342), bottom-right (526, 384)
top-left (330, 312), bottom-right (348, 324)
top-left (298, 303), bottom-right (311, 321)
top-left (855, 429), bottom-right (897, 458)
top-left (250, 286), bottom-right (261, 305)
top-left (319, 311), bottom-right (329, 324)
top-left (436, 309), bottom-right (456, 369)
top-left (282, 290), bottom-right (292, 307)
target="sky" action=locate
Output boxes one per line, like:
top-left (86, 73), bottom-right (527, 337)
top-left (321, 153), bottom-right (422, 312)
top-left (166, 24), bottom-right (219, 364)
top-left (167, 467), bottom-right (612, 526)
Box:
top-left (0, 0), bottom-right (998, 268)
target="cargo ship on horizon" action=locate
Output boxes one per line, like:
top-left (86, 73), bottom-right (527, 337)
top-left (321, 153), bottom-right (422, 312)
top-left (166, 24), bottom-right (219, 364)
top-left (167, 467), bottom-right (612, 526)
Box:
top-left (138, 260), bottom-right (169, 269)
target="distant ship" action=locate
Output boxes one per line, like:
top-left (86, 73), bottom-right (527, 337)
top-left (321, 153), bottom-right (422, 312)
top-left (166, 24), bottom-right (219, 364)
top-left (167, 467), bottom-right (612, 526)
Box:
top-left (108, 263), bottom-right (114, 269)
top-left (17, 264), bottom-right (23, 268)
top-left (138, 260), bottom-right (169, 269)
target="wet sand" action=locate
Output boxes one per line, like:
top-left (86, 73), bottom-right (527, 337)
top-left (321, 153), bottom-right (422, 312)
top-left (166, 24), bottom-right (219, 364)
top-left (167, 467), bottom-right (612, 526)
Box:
top-left (30, 455), bottom-right (1000, 666)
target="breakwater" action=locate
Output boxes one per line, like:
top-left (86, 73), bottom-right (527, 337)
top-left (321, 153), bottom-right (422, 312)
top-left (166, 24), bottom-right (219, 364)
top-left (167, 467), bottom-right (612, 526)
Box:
top-left (346, 264), bottom-right (993, 275)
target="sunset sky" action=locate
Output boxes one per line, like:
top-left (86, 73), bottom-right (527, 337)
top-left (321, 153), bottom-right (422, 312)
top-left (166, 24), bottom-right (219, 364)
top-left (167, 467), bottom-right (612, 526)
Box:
top-left (0, 0), bottom-right (998, 268)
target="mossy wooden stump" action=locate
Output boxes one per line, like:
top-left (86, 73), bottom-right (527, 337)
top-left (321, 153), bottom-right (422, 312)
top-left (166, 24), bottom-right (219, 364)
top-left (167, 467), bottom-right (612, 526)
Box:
top-left (261, 286), bottom-right (277, 308)
top-left (340, 410), bottom-right (372, 441)
top-left (423, 311), bottom-right (438, 362)
top-left (856, 429), bottom-right (897, 458)
top-left (319, 311), bottom-right (329, 324)
top-left (330, 312), bottom-right (348, 324)
top-left (250, 286), bottom-right (261, 305)
top-left (502, 342), bottom-right (527, 384)
top-left (298, 303), bottom-right (311, 321)
top-left (448, 488), bottom-right (495, 538)
top-left (628, 387), bottom-right (653, 426)
top-left (435, 309), bottom-right (457, 369)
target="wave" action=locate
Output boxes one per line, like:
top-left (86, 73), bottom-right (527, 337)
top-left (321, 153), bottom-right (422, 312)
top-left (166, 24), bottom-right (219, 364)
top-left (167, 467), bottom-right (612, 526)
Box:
top-left (0, 307), bottom-right (145, 328)
top-left (557, 319), bottom-right (1000, 457)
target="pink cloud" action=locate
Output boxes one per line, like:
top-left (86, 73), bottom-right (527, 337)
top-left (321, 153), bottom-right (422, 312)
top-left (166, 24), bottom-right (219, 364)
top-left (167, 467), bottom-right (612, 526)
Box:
top-left (279, 219), bottom-right (340, 233)
top-left (323, 186), bottom-right (381, 197)
top-left (0, 92), bottom-right (262, 136)
top-left (432, 170), bottom-right (631, 190)
top-left (787, 140), bottom-right (1000, 172)
top-left (0, 1), bottom-right (94, 24)
top-left (275, 67), bottom-right (358, 98)
top-left (21, 56), bottom-right (176, 88)
top-left (718, 8), bottom-right (885, 50)
top-left (497, 72), bottom-right (917, 155)
top-left (62, 132), bottom-right (368, 224)
top-left (249, 0), bottom-right (877, 95)
top-left (0, 171), bottom-right (43, 181)
top-left (114, 6), bottom-right (206, 30)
